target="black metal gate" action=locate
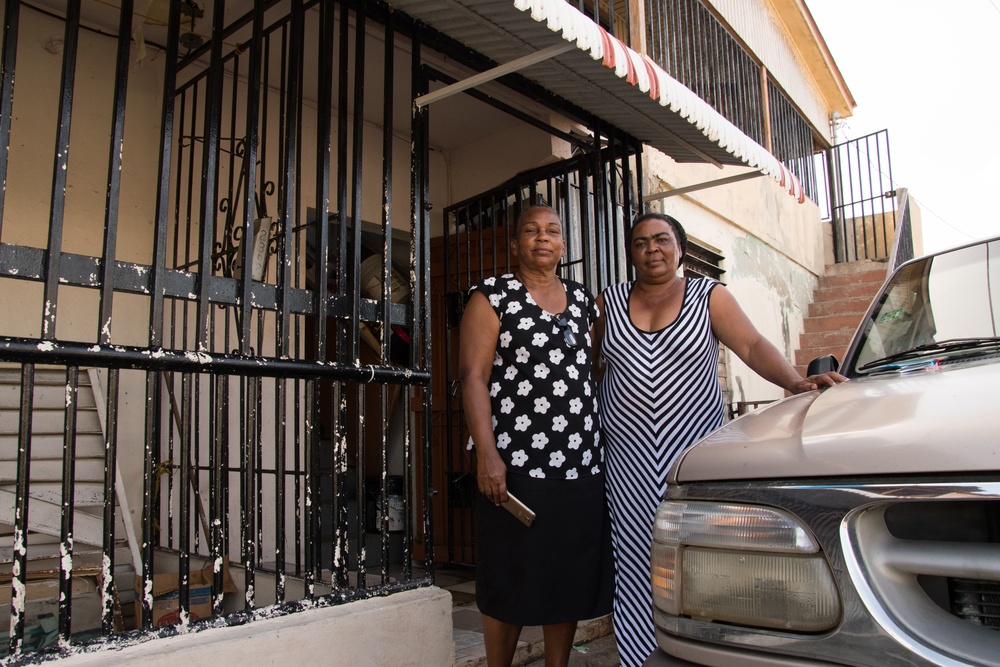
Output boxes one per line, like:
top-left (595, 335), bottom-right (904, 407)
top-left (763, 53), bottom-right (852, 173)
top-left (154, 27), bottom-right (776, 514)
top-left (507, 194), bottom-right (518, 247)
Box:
top-left (826, 129), bottom-right (898, 263)
top-left (0, 0), bottom-right (434, 659)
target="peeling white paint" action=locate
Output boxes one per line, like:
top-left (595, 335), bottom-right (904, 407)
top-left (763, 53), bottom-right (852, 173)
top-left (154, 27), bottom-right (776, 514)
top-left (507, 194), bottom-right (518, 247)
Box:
top-left (11, 528), bottom-right (26, 620)
top-left (61, 540), bottom-right (74, 573)
top-left (37, 340), bottom-right (55, 352)
top-left (102, 553), bottom-right (115, 613)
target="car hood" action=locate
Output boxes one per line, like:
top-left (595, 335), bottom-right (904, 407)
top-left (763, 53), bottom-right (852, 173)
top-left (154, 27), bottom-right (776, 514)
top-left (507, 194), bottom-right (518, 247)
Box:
top-left (671, 359), bottom-right (1000, 483)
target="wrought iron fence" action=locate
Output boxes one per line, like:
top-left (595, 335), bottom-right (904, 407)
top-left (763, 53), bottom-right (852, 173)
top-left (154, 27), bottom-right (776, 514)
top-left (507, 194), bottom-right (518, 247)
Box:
top-left (0, 0), bottom-right (434, 659)
top-left (825, 129), bottom-right (899, 263)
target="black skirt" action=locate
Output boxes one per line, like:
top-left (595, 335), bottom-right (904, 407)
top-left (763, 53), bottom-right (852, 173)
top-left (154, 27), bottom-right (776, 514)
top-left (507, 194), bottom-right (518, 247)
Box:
top-left (475, 472), bottom-right (614, 626)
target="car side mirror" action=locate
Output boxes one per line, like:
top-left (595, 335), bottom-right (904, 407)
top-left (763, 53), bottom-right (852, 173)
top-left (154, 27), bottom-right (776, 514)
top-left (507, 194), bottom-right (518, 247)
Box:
top-left (807, 354), bottom-right (840, 376)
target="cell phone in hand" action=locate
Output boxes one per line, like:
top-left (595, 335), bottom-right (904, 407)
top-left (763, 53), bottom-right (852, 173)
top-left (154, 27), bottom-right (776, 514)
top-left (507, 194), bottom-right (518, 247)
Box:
top-left (501, 492), bottom-right (535, 527)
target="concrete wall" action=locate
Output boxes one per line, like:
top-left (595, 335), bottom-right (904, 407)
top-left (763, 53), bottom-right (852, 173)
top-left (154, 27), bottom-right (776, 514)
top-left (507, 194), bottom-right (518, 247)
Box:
top-left (51, 587), bottom-right (454, 667)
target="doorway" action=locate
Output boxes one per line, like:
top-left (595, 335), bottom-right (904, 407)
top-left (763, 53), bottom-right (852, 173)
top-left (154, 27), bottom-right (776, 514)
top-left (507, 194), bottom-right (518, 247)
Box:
top-left (428, 151), bottom-right (640, 566)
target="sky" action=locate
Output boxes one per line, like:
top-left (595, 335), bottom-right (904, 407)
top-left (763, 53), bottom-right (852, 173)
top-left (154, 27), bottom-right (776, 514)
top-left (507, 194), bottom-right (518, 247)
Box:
top-left (805, 0), bottom-right (1000, 254)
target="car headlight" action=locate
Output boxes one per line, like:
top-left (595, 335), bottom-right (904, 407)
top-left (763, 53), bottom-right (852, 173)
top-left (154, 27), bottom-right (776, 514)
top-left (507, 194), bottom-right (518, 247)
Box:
top-left (652, 501), bottom-right (841, 632)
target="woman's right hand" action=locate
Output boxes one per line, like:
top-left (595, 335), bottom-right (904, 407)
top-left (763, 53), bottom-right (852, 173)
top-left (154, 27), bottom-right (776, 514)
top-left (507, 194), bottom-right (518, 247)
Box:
top-left (476, 449), bottom-right (508, 506)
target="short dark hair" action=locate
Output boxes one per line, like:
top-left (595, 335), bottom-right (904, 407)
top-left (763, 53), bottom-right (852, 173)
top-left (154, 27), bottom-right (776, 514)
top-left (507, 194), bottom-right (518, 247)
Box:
top-left (515, 204), bottom-right (561, 231)
top-left (627, 212), bottom-right (687, 264)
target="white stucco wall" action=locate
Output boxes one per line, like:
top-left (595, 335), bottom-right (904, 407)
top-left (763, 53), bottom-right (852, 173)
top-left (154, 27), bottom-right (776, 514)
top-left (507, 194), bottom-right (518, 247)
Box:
top-left (50, 587), bottom-right (454, 667)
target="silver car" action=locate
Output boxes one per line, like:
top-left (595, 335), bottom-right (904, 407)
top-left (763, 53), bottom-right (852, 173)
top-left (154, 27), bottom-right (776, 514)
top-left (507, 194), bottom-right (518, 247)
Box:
top-left (647, 237), bottom-right (1000, 666)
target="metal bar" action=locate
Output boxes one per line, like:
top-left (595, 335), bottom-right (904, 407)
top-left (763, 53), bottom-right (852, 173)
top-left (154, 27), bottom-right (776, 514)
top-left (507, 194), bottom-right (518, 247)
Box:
top-left (211, 374), bottom-right (227, 615)
top-left (149, 0), bottom-right (181, 349)
top-left (101, 368), bottom-right (121, 633)
top-left (642, 170), bottom-right (766, 202)
top-left (237, 0), bottom-right (266, 352)
top-left (0, 336), bottom-right (421, 390)
top-left (350, 4), bottom-right (368, 589)
top-left (850, 138), bottom-right (863, 261)
top-left (306, 0), bottom-right (335, 593)
top-left (379, 12), bottom-right (396, 584)
top-left (826, 145), bottom-right (843, 262)
top-left (332, 0), bottom-right (351, 591)
top-left (287, 17), bottom-right (304, 580)
top-left (40, 0), bottom-right (81, 340)
top-left (195, 0), bottom-right (228, 351)
top-left (253, 373), bottom-right (263, 605)
top-left (57, 368), bottom-right (79, 641)
top-left (620, 134), bottom-right (634, 234)
top-left (414, 43), bottom-right (574, 109)
top-left (139, 370), bottom-right (163, 629)
top-left (242, 377), bottom-right (257, 609)
top-left (171, 85), bottom-right (189, 355)
top-left (607, 133), bottom-right (621, 281)
top-left (412, 33), bottom-right (435, 573)
top-left (9, 364), bottom-right (35, 654)
top-left (577, 152), bottom-right (595, 288)
top-left (273, 0), bottom-right (303, 604)
top-left (179, 373), bottom-right (192, 618)
top-left (222, 53), bottom-right (243, 339)
top-left (98, 0), bottom-right (133, 345)
top-left (634, 138), bottom-right (645, 215)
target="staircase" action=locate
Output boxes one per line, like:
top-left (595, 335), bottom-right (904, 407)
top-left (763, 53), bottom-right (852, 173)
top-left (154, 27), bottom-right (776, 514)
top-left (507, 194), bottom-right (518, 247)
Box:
top-left (0, 367), bottom-right (140, 646)
top-left (795, 260), bottom-right (889, 375)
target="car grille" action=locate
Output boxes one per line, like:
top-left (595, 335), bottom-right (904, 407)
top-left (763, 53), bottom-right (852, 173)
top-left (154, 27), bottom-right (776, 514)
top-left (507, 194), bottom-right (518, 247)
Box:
top-left (950, 578), bottom-right (1000, 631)
top-left (845, 496), bottom-right (1000, 664)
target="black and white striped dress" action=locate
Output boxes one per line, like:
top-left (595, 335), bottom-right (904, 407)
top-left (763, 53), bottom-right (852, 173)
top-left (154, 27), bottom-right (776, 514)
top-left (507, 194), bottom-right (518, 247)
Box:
top-left (597, 277), bottom-right (725, 667)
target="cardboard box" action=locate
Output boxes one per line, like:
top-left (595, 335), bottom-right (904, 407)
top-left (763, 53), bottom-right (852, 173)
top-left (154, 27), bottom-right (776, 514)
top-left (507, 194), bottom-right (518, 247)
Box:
top-left (137, 562), bottom-right (236, 628)
top-left (0, 570), bottom-right (104, 649)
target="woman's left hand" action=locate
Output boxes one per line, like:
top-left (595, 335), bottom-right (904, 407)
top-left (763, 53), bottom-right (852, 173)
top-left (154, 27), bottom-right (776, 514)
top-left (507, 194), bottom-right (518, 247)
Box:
top-left (791, 372), bottom-right (849, 394)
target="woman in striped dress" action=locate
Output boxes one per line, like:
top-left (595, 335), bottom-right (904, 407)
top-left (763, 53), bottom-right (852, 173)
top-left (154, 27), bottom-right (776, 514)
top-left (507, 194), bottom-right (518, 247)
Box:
top-left (593, 213), bottom-right (846, 666)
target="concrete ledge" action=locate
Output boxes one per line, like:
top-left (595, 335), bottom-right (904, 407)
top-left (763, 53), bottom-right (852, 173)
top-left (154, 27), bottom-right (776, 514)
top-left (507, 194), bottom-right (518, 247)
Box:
top-left (52, 586), bottom-right (454, 666)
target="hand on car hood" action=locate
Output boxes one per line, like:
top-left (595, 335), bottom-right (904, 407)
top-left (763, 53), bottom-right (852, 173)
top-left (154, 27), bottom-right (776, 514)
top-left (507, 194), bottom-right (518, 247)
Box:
top-left (670, 360), bottom-right (1000, 483)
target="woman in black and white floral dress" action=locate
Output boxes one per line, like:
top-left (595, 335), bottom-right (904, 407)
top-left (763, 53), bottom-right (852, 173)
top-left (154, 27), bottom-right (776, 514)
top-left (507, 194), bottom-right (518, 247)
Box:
top-left (460, 205), bottom-right (613, 667)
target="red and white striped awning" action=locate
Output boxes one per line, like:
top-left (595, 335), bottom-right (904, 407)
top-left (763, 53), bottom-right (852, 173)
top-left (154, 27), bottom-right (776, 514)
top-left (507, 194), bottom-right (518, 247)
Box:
top-left (393, 0), bottom-right (805, 202)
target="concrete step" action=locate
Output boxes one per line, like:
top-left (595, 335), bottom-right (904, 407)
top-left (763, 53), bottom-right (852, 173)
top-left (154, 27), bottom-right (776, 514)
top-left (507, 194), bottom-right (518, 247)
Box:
top-left (812, 281), bottom-right (884, 303)
top-left (799, 326), bottom-right (857, 346)
top-left (803, 314), bottom-right (866, 335)
top-left (817, 264), bottom-right (888, 288)
top-left (808, 294), bottom-right (874, 318)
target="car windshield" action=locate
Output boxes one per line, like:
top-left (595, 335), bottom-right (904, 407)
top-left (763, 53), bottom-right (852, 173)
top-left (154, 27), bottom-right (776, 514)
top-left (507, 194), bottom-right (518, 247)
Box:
top-left (847, 238), bottom-right (1000, 376)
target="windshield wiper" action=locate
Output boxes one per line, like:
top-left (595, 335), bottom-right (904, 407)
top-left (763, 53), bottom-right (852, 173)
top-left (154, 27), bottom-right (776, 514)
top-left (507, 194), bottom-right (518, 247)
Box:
top-left (858, 337), bottom-right (1000, 372)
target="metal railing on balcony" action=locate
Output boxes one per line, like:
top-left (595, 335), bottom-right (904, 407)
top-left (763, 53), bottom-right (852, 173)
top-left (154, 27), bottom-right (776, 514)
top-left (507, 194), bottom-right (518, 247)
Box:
top-left (825, 129), bottom-right (902, 263)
